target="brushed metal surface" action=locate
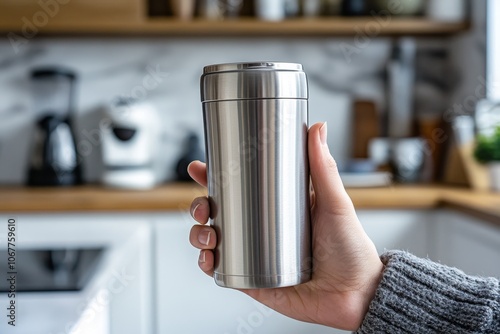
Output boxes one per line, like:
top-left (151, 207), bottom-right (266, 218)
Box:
top-left (203, 62), bottom-right (303, 74)
top-left (201, 64), bottom-right (308, 102)
top-left (201, 62), bottom-right (311, 289)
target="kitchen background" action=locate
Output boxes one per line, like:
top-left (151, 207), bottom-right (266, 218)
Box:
top-left (1, 1), bottom-right (500, 334)
top-left (0, 1), bottom-right (485, 186)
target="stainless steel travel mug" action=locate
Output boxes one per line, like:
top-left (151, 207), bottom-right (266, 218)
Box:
top-left (200, 62), bottom-right (311, 289)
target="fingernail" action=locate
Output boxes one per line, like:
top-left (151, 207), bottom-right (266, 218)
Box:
top-left (187, 161), bottom-right (199, 177)
top-left (198, 230), bottom-right (211, 246)
top-left (320, 122), bottom-right (328, 146)
top-left (191, 203), bottom-right (201, 219)
top-left (199, 251), bottom-right (206, 263)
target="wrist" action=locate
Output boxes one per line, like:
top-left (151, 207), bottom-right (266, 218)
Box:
top-left (348, 260), bottom-right (385, 331)
top-left (360, 261), bottom-right (385, 325)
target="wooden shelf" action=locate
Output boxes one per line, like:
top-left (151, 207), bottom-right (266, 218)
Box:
top-left (0, 18), bottom-right (469, 37)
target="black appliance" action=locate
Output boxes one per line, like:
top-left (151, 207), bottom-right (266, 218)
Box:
top-left (175, 133), bottom-right (205, 182)
top-left (341, 0), bottom-right (368, 16)
top-left (0, 248), bottom-right (104, 292)
top-left (27, 67), bottom-right (82, 186)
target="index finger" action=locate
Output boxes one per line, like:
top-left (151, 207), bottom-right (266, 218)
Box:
top-left (188, 161), bottom-right (208, 188)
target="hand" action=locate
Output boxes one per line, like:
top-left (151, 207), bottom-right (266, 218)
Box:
top-left (188, 122), bottom-right (384, 331)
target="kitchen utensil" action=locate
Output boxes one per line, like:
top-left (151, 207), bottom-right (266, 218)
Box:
top-left (443, 143), bottom-right (469, 186)
top-left (284, 0), bottom-right (300, 17)
top-left (417, 117), bottom-right (444, 182)
top-left (390, 138), bottom-right (426, 183)
top-left (347, 159), bottom-right (377, 173)
top-left (369, 137), bottom-right (391, 167)
top-left (375, 0), bottom-right (425, 15)
top-left (223, 0), bottom-right (244, 17)
top-left (340, 172), bottom-right (392, 188)
top-left (199, 0), bottom-right (224, 19)
top-left (323, 0), bottom-right (342, 16)
top-left (387, 38), bottom-right (417, 138)
top-left (170, 0), bottom-right (196, 20)
top-left (302, 0), bottom-right (323, 17)
top-left (175, 132), bottom-right (205, 182)
top-left (353, 100), bottom-right (380, 159)
top-left (240, 0), bottom-right (256, 16)
top-left (341, 0), bottom-right (367, 16)
top-left (427, 0), bottom-right (466, 22)
top-left (201, 62), bottom-right (311, 289)
top-left (446, 116), bottom-right (489, 191)
top-left (27, 67), bottom-right (82, 187)
top-left (255, 0), bottom-right (285, 21)
top-left (101, 98), bottom-right (161, 190)
top-left (148, 0), bottom-right (171, 16)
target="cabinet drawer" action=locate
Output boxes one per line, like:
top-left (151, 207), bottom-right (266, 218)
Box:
top-left (0, 0), bottom-right (145, 25)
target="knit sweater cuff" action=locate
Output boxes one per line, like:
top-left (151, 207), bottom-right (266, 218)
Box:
top-left (356, 251), bottom-right (500, 333)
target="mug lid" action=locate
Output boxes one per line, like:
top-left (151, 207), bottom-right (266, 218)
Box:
top-left (201, 62), bottom-right (308, 102)
top-left (203, 62), bottom-right (303, 74)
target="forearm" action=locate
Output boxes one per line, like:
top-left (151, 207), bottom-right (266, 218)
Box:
top-left (356, 251), bottom-right (500, 334)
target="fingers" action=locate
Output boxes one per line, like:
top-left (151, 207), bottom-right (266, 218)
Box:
top-left (191, 224), bottom-right (216, 278)
top-left (198, 250), bottom-right (214, 277)
top-left (190, 197), bottom-right (211, 225)
top-left (190, 196), bottom-right (215, 277)
top-left (308, 122), bottom-right (355, 215)
top-left (189, 225), bottom-right (217, 250)
top-left (188, 161), bottom-right (207, 187)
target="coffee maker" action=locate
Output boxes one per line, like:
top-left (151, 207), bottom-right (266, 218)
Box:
top-left (27, 67), bottom-right (82, 186)
top-left (100, 98), bottom-right (161, 189)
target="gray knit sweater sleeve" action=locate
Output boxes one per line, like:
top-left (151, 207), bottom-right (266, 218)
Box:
top-left (356, 251), bottom-right (500, 333)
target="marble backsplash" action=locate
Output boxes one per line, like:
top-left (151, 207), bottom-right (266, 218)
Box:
top-left (0, 37), bottom-right (391, 184)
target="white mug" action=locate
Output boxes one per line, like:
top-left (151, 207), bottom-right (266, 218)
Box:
top-left (427, 0), bottom-right (466, 22)
top-left (256, 0), bottom-right (285, 21)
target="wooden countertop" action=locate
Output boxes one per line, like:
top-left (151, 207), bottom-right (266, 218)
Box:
top-left (347, 187), bottom-right (500, 226)
top-left (0, 184), bottom-right (499, 225)
top-left (0, 183), bottom-right (206, 213)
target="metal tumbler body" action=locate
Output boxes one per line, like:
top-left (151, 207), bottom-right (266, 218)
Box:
top-left (201, 62), bottom-right (311, 289)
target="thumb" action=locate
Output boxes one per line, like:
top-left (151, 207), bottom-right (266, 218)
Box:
top-left (308, 122), bottom-right (355, 215)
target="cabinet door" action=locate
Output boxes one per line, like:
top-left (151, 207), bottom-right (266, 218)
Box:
top-left (0, 0), bottom-right (145, 25)
top-left (0, 214), bottom-right (153, 334)
top-left (357, 210), bottom-right (432, 258)
top-left (154, 213), bottom-right (346, 334)
top-left (434, 210), bottom-right (500, 278)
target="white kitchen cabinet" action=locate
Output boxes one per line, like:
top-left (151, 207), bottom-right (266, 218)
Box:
top-left (433, 210), bottom-right (500, 278)
top-left (154, 213), bottom-right (346, 334)
top-left (0, 214), bottom-right (154, 334)
top-left (358, 209), bottom-right (500, 279)
top-left (357, 210), bottom-right (433, 258)
top-left (2, 207), bottom-right (498, 334)
top-left (153, 208), bottom-right (500, 334)
top-left (153, 210), bottom-right (439, 334)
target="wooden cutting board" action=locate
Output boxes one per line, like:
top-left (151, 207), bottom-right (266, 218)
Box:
top-left (444, 140), bottom-right (490, 191)
top-left (353, 100), bottom-right (380, 159)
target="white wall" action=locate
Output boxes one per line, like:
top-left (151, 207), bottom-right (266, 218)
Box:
top-left (0, 37), bottom-right (391, 184)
